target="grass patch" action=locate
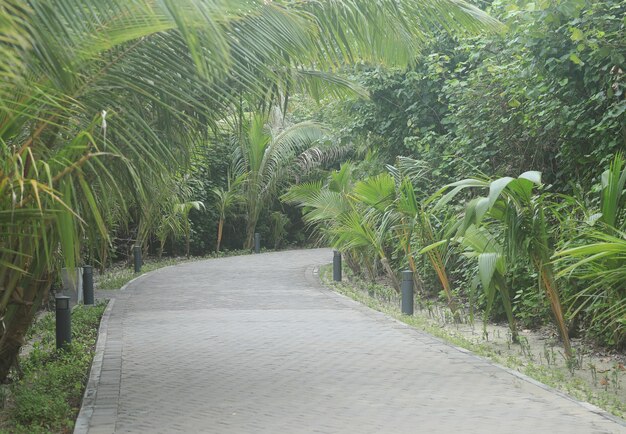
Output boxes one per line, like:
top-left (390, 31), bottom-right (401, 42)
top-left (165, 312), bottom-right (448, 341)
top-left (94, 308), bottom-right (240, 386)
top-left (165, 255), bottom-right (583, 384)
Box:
top-left (0, 302), bottom-right (107, 433)
top-left (320, 265), bottom-right (626, 419)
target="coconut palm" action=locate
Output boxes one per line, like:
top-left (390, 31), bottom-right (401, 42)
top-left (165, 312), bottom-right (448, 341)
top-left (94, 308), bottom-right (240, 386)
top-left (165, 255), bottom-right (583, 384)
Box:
top-left (433, 172), bottom-right (572, 357)
top-left (347, 173), bottom-right (400, 289)
top-left (282, 163), bottom-right (367, 271)
top-left (555, 230), bottom-right (626, 346)
top-left (212, 171), bottom-right (245, 252)
top-left (599, 153), bottom-right (626, 231)
top-left (389, 158), bottom-right (459, 314)
top-left (553, 154), bottom-right (626, 346)
top-left (457, 224), bottom-right (518, 341)
top-left (285, 162), bottom-right (464, 304)
top-left (156, 200), bottom-right (205, 258)
top-left (269, 211), bottom-right (290, 249)
top-left (0, 0), bottom-right (497, 380)
top-left (285, 168), bottom-right (400, 290)
top-left (233, 112), bottom-right (328, 249)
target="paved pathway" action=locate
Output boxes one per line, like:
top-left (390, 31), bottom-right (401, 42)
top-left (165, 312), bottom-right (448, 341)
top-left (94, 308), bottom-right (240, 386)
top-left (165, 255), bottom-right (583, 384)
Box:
top-left (77, 248), bottom-right (626, 434)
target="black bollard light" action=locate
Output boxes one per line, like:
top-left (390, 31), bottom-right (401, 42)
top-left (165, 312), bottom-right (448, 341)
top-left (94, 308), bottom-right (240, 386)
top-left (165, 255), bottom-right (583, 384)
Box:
top-left (254, 233), bottom-right (261, 254)
top-left (133, 245), bottom-right (142, 273)
top-left (333, 250), bottom-right (342, 282)
top-left (56, 295), bottom-right (71, 350)
top-left (401, 270), bottom-right (414, 315)
top-left (83, 265), bottom-right (94, 305)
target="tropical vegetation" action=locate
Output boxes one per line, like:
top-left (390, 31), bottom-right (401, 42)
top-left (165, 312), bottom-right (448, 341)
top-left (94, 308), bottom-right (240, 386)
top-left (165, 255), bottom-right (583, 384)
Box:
top-left (0, 0), bottom-right (498, 383)
top-left (0, 0), bottom-right (623, 418)
top-left (284, 0), bottom-right (625, 354)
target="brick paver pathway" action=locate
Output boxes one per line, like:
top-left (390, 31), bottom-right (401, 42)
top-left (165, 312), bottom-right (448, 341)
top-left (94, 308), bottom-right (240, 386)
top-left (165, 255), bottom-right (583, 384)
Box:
top-left (77, 248), bottom-right (626, 433)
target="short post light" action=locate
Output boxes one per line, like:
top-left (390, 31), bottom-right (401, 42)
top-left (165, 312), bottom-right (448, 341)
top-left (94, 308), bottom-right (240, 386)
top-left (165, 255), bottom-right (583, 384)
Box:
top-left (55, 295), bottom-right (71, 350)
top-left (254, 233), bottom-right (261, 254)
top-left (401, 270), bottom-right (414, 315)
top-left (133, 245), bottom-right (142, 273)
top-left (83, 265), bottom-right (94, 305)
top-left (333, 250), bottom-right (342, 282)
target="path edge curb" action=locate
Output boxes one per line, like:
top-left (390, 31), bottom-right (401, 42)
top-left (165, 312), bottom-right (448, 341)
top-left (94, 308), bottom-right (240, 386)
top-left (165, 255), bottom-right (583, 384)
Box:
top-left (73, 265), bottom-right (157, 433)
top-left (71, 253), bottom-right (256, 433)
top-left (73, 298), bottom-right (116, 434)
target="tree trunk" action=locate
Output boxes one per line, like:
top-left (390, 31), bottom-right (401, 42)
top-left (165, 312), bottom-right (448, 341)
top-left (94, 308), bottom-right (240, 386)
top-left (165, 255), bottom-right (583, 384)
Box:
top-left (401, 238), bottom-right (425, 296)
top-left (158, 238), bottom-right (165, 259)
top-left (245, 221), bottom-right (255, 250)
top-left (494, 274), bottom-right (519, 343)
top-left (0, 278), bottom-right (50, 382)
top-left (344, 251), bottom-right (361, 277)
top-left (216, 218), bottom-right (224, 252)
top-left (380, 257), bottom-right (400, 293)
top-left (98, 240), bottom-right (108, 274)
top-left (426, 250), bottom-right (460, 320)
top-left (535, 258), bottom-right (572, 358)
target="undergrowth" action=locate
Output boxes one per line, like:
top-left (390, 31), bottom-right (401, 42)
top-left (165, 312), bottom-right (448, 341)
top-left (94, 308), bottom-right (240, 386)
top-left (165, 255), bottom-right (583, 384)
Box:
top-left (0, 302), bottom-right (107, 433)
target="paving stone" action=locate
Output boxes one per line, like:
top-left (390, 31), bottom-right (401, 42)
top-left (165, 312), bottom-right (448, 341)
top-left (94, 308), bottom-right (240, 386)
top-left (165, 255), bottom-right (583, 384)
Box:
top-left (80, 248), bottom-right (626, 433)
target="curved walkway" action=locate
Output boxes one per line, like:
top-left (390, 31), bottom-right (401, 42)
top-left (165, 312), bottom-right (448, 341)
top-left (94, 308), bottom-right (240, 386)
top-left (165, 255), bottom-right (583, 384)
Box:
top-left (76, 248), bottom-right (625, 434)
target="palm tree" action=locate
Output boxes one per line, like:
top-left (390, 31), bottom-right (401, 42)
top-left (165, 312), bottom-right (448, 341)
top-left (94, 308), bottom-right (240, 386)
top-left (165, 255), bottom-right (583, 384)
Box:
top-left (284, 168), bottom-right (400, 289)
top-left (212, 171), bottom-right (245, 252)
top-left (389, 158), bottom-right (459, 314)
top-left (555, 230), bottom-right (626, 346)
top-left (155, 201), bottom-right (205, 259)
top-left (553, 154), bottom-right (626, 346)
top-left (233, 112), bottom-right (328, 249)
top-left (286, 160), bottom-right (462, 313)
top-left (599, 153), bottom-right (626, 231)
top-left (269, 211), bottom-right (291, 249)
top-left (0, 0), bottom-right (497, 380)
top-left (433, 172), bottom-right (572, 357)
top-left (457, 224), bottom-right (518, 341)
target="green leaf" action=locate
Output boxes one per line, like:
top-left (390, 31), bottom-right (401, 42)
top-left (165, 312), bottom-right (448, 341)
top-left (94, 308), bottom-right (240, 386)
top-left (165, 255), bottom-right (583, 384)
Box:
top-left (488, 176), bottom-right (515, 208)
top-left (518, 171), bottom-right (542, 185)
top-left (508, 99), bottom-right (521, 108)
top-left (570, 28), bottom-right (584, 41)
top-left (418, 239), bottom-right (448, 255)
top-left (569, 53), bottom-right (584, 65)
top-left (478, 252), bottom-right (499, 292)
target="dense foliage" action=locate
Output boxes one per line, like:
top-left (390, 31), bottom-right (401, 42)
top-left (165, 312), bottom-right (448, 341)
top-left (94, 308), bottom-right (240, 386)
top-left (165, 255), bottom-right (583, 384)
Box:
top-left (303, 0), bottom-right (624, 188)
top-left (285, 0), bottom-right (625, 349)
